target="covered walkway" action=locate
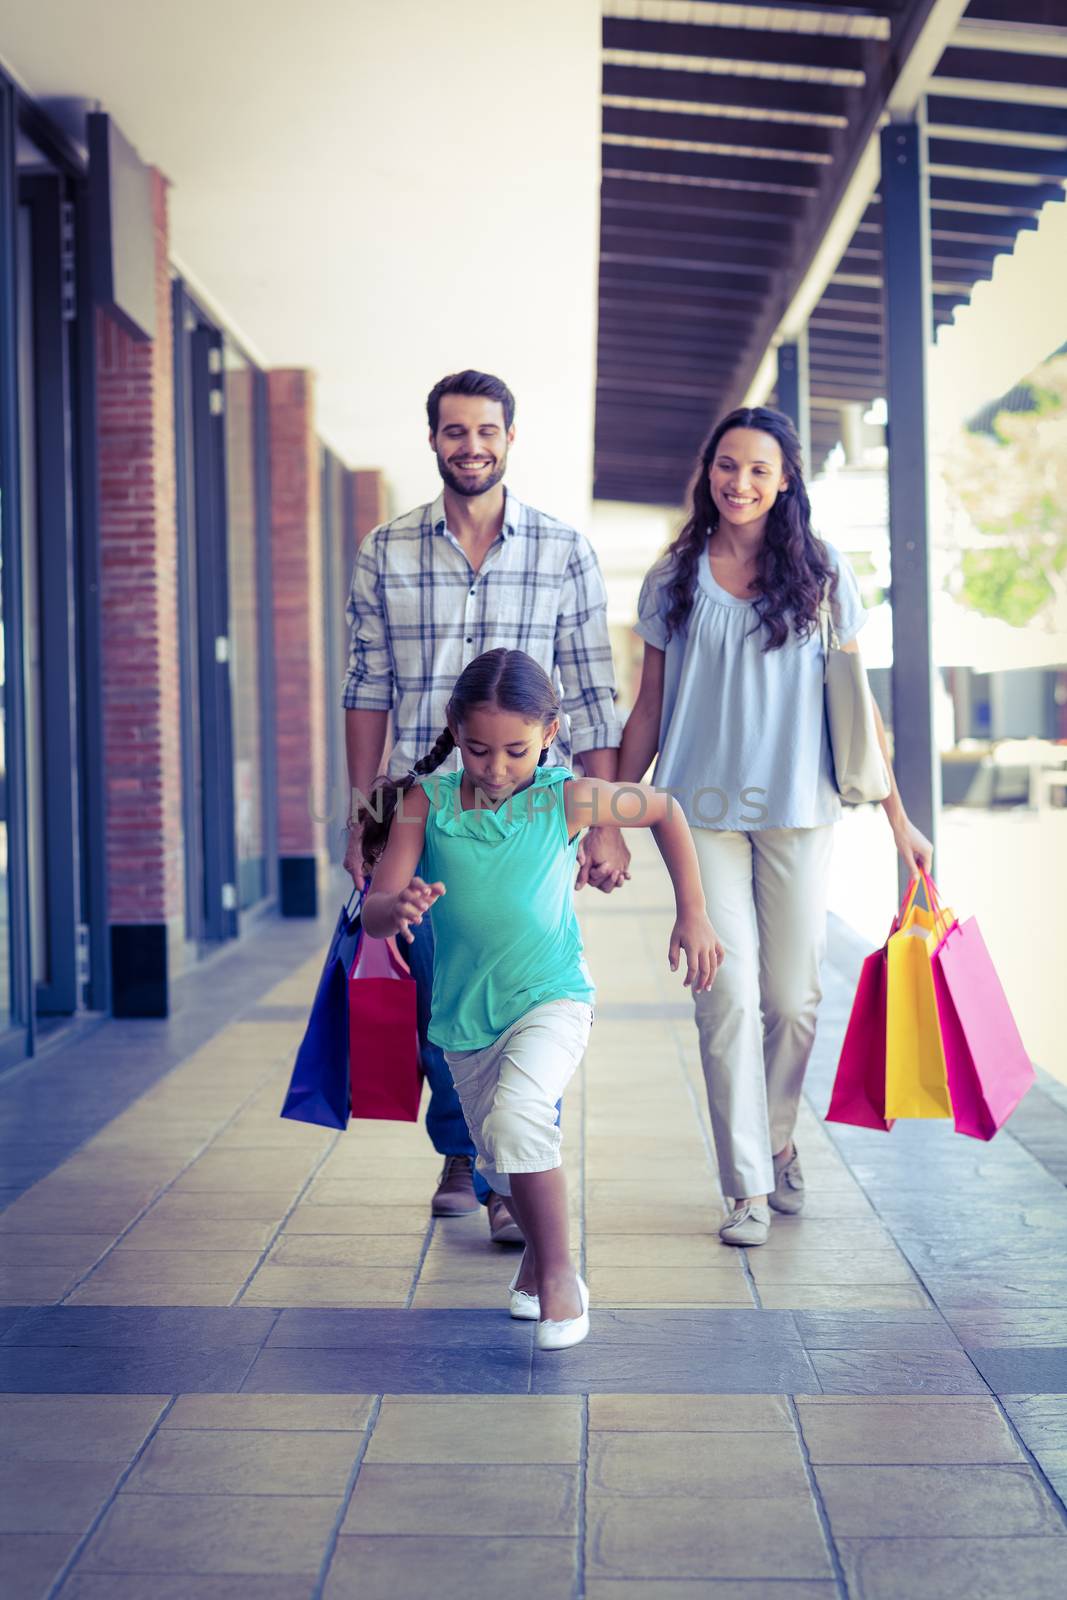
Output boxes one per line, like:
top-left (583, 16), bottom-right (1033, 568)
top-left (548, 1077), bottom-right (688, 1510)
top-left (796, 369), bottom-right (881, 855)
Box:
top-left (2, 843), bottom-right (1066, 1598)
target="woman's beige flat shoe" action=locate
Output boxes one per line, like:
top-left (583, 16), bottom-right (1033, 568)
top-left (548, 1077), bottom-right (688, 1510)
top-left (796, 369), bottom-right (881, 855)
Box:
top-left (719, 1202), bottom-right (771, 1247)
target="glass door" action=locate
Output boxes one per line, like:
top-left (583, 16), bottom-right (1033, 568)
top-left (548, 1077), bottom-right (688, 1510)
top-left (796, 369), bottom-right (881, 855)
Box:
top-left (173, 286), bottom-right (238, 944)
top-left (17, 153), bottom-right (82, 1019)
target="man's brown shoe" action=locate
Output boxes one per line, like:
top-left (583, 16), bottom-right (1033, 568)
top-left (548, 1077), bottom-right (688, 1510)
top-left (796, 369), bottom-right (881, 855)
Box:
top-left (487, 1192), bottom-right (524, 1245)
top-left (431, 1155), bottom-right (479, 1216)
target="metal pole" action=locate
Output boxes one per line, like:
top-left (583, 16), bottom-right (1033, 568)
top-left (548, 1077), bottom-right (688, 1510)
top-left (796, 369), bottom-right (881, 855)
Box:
top-left (881, 112), bottom-right (940, 893)
top-left (776, 334), bottom-right (811, 470)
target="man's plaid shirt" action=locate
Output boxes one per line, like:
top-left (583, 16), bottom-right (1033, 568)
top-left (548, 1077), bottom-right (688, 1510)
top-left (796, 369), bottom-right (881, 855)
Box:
top-left (343, 489), bottom-right (621, 778)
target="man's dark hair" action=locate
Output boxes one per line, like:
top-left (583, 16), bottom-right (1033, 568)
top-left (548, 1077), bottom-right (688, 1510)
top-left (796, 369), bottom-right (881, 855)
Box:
top-left (426, 370), bottom-right (515, 434)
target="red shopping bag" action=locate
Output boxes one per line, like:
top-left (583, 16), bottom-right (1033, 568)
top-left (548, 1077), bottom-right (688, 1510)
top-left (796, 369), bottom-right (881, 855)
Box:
top-left (824, 881), bottom-right (922, 1132)
top-left (930, 911), bottom-right (1035, 1141)
top-left (347, 930), bottom-right (421, 1121)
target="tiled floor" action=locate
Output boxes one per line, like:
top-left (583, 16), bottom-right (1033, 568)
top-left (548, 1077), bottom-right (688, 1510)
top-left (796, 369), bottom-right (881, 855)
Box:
top-left (1, 841), bottom-right (1066, 1597)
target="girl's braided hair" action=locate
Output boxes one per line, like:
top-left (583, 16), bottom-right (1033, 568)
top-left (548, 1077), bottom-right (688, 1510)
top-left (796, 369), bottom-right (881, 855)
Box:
top-left (359, 648), bottom-right (560, 871)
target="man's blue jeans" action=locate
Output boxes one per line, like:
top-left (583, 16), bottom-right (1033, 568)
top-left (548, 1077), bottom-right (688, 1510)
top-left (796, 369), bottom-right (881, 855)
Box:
top-left (400, 916), bottom-right (491, 1204)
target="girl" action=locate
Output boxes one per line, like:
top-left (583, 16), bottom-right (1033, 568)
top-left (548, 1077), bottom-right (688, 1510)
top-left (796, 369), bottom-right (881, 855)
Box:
top-left (359, 647), bottom-right (722, 1350)
top-left (620, 406), bottom-right (932, 1247)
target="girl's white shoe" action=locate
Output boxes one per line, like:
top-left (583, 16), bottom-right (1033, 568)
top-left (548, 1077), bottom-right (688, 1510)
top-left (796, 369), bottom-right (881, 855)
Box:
top-left (535, 1275), bottom-right (589, 1351)
top-left (507, 1266), bottom-right (540, 1321)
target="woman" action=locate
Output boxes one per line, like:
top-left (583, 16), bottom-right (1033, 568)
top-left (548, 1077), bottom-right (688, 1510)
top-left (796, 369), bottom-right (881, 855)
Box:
top-left (619, 407), bottom-right (931, 1246)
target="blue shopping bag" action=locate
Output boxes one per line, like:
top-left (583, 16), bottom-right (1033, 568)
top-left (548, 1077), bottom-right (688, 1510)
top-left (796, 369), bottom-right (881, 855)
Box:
top-left (280, 892), bottom-right (363, 1130)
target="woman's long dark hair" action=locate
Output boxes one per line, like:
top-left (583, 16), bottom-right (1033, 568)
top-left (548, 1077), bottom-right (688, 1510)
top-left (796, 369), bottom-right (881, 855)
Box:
top-left (661, 406), bottom-right (836, 650)
top-left (359, 648), bottom-right (560, 870)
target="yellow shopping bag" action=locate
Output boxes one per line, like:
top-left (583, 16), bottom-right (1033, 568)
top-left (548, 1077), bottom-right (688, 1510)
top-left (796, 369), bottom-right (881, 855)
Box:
top-left (885, 877), bottom-right (954, 1119)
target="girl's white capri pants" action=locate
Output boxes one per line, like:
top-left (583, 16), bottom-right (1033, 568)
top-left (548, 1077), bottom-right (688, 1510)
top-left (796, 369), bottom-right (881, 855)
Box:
top-left (444, 999), bottom-right (593, 1196)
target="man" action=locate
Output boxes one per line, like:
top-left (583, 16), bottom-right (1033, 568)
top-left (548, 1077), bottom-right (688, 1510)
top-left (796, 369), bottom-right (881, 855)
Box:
top-left (342, 369), bottom-right (629, 1242)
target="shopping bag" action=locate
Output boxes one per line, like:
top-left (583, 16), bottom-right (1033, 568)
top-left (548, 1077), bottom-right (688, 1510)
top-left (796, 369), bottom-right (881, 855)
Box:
top-left (825, 878), bottom-right (922, 1131)
top-left (825, 940), bottom-right (894, 1131)
top-left (280, 894), bottom-right (362, 1130)
top-left (348, 931), bottom-right (421, 1121)
top-left (931, 912), bottom-right (1035, 1140)
top-left (885, 874), bottom-right (953, 1119)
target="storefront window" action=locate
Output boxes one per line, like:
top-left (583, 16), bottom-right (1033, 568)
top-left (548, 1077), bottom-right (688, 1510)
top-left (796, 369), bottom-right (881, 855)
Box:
top-left (223, 344), bottom-right (266, 908)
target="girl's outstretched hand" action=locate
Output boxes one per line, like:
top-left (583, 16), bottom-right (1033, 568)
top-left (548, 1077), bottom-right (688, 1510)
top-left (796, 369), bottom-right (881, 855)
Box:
top-left (669, 912), bottom-right (725, 993)
top-left (392, 876), bottom-right (445, 942)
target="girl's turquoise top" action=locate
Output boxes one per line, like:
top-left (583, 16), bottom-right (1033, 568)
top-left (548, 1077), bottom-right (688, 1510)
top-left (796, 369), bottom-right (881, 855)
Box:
top-left (418, 765), bottom-right (595, 1051)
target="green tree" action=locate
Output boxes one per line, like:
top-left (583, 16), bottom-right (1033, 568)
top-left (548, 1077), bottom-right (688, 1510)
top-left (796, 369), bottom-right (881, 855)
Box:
top-left (942, 353), bottom-right (1067, 630)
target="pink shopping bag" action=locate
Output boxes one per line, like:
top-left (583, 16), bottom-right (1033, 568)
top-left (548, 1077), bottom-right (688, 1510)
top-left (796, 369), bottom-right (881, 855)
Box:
top-left (347, 931), bottom-right (421, 1122)
top-left (824, 880), bottom-right (922, 1132)
top-left (825, 941), bottom-right (895, 1131)
top-left (930, 912), bottom-right (1035, 1141)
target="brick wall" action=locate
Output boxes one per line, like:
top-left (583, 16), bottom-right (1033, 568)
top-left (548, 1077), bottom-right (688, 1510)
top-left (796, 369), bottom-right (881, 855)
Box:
top-left (347, 467), bottom-right (388, 555)
top-left (268, 370), bottom-right (328, 890)
top-left (95, 168), bottom-right (184, 935)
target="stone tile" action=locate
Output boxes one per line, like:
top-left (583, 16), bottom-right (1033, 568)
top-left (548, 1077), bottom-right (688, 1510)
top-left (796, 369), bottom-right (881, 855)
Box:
top-left (65, 1281), bottom-right (244, 1307)
top-left (365, 1396), bottom-right (581, 1463)
top-left (797, 1398), bottom-right (1024, 1464)
top-left (750, 1251), bottom-right (918, 1285)
top-left (266, 1308), bottom-right (531, 1349)
top-left (968, 1347), bottom-right (1067, 1394)
top-left (0, 1532), bottom-right (80, 1600)
top-left (586, 1493), bottom-right (832, 1580)
top-left (531, 1339), bottom-right (818, 1395)
top-left (587, 1266), bottom-right (751, 1306)
top-left (0, 1344), bottom-right (260, 1393)
top-left (947, 1311), bottom-right (1067, 1348)
top-left (0, 1262), bottom-right (82, 1303)
top-left (410, 1278), bottom-right (518, 1310)
top-left (62, 1578), bottom-right (317, 1599)
top-left (2, 1306), bottom-right (278, 1347)
top-left (325, 1535), bottom-right (575, 1600)
top-left (0, 1458), bottom-right (125, 1533)
top-left (584, 1204), bottom-right (720, 1235)
top-left (836, 1536), bottom-right (1067, 1600)
top-left (282, 1203), bottom-right (429, 1235)
top-left (795, 1311), bottom-right (962, 1352)
top-left (238, 1265), bottom-right (413, 1307)
top-left (589, 1394), bottom-right (794, 1432)
top-left (138, 1191), bottom-right (297, 1223)
top-left (810, 1348), bottom-right (989, 1395)
top-left (757, 1284), bottom-right (933, 1312)
top-left (124, 1426), bottom-right (357, 1495)
top-left (585, 1585), bottom-right (837, 1600)
top-left (80, 1492), bottom-right (340, 1575)
top-left (117, 1219), bottom-right (279, 1251)
top-left (266, 1233), bottom-right (423, 1268)
top-left (165, 1394), bottom-right (373, 1430)
top-left (0, 1394), bottom-right (168, 1460)
top-left (1000, 1394), bottom-right (1067, 1452)
top-left (342, 1462), bottom-right (578, 1535)
top-left (74, 1250), bottom-right (262, 1289)
top-left (0, 1232), bottom-right (114, 1263)
top-left (584, 1234), bottom-right (727, 1267)
top-left (587, 1308), bottom-right (801, 1345)
top-left (815, 1463), bottom-right (1066, 1537)
top-left (174, 1153), bottom-right (315, 1193)
top-left (304, 1176), bottom-right (416, 1207)
top-left (920, 1276), bottom-right (1067, 1311)
top-left (589, 1430), bottom-right (809, 1498)
top-left (240, 1343), bottom-right (530, 1395)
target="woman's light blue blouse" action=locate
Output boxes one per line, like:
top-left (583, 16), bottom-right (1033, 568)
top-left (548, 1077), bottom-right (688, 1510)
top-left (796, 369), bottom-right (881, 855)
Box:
top-left (634, 541), bottom-right (867, 832)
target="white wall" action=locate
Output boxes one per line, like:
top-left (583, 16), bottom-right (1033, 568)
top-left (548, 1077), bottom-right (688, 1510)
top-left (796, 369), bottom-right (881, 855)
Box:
top-left (2, 1), bottom-right (602, 530)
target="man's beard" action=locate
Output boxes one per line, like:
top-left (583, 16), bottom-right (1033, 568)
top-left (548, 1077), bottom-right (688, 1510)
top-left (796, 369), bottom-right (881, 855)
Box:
top-left (435, 450), bottom-right (508, 498)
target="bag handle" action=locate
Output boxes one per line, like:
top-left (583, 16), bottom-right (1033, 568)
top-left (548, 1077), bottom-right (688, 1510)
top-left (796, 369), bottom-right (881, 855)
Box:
top-left (819, 582), bottom-right (839, 665)
top-left (919, 869), bottom-right (955, 941)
